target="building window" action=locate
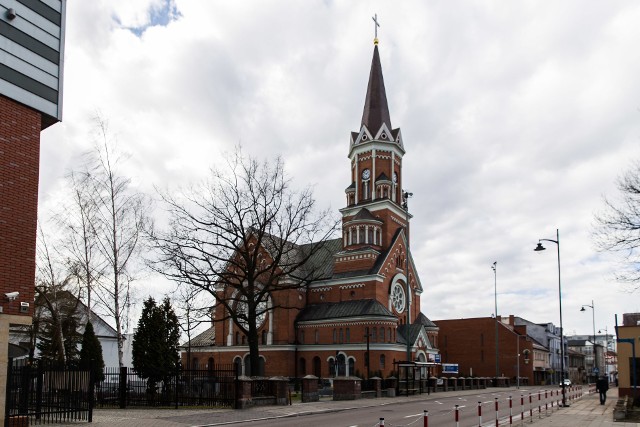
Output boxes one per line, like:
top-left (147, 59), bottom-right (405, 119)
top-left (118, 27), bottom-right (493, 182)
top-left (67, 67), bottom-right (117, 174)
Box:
top-left (339, 328), bottom-right (344, 344)
top-left (315, 330), bottom-right (319, 344)
top-left (235, 332), bottom-right (240, 345)
top-left (381, 328), bottom-right (385, 342)
top-left (346, 328), bottom-right (350, 343)
top-left (372, 328), bottom-right (377, 343)
top-left (380, 354), bottom-right (386, 369)
top-left (389, 328), bottom-right (392, 343)
top-left (262, 330), bottom-right (267, 345)
top-left (333, 329), bottom-right (337, 344)
top-left (300, 330), bottom-right (305, 344)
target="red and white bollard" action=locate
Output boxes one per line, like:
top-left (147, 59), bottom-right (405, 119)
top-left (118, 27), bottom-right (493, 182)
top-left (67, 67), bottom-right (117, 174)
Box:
top-left (478, 401), bottom-right (482, 426)
top-left (520, 394), bottom-right (525, 423)
top-left (537, 391), bottom-right (541, 418)
top-left (529, 393), bottom-right (533, 422)
top-left (545, 390), bottom-right (548, 413)
top-left (455, 404), bottom-right (460, 427)
top-left (379, 417), bottom-right (384, 426)
top-left (495, 397), bottom-right (499, 427)
top-left (509, 395), bottom-right (513, 425)
top-left (423, 409), bottom-right (428, 427)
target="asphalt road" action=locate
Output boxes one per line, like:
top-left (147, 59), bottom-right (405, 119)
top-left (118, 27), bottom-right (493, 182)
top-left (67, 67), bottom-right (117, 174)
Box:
top-left (220, 386), bottom-right (565, 427)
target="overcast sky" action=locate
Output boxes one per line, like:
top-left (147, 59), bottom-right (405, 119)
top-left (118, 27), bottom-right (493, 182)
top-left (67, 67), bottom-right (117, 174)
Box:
top-left (39, 0), bottom-right (640, 338)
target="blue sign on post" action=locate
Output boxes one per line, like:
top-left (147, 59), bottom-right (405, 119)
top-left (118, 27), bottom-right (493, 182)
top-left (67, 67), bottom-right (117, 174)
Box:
top-left (593, 367), bottom-right (599, 374)
top-left (435, 354), bottom-right (441, 363)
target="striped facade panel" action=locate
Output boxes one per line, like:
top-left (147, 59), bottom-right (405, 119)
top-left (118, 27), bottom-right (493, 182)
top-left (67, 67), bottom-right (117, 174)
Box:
top-left (0, 0), bottom-right (65, 128)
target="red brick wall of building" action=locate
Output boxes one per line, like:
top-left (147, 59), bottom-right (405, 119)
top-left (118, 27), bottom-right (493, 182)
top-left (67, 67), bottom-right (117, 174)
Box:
top-left (435, 317), bottom-right (534, 381)
top-left (0, 95), bottom-right (40, 317)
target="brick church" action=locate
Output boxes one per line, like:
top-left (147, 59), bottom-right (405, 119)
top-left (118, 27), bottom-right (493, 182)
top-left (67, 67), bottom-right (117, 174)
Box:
top-left (184, 39), bottom-right (440, 379)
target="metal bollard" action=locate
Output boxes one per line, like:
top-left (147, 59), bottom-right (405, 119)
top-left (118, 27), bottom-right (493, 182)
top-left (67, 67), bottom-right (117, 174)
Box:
top-left (424, 409), bottom-right (428, 427)
top-left (509, 395), bottom-right (513, 425)
top-left (455, 404), bottom-right (459, 427)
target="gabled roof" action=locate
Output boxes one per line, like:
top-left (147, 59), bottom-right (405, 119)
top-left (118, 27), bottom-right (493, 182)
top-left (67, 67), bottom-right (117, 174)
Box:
top-left (397, 323), bottom-right (424, 346)
top-left (415, 312), bottom-right (437, 328)
top-left (351, 208), bottom-right (380, 222)
top-left (296, 299), bottom-right (395, 322)
top-left (376, 172), bottom-right (390, 182)
top-left (182, 326), bottom-right (215, 348)
top-left (361, 45), bottom-right (391, 133)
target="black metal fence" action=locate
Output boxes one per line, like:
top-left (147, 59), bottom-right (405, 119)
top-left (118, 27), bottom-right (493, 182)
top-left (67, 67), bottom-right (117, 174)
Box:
top-left (5, 359), bottom-right (94, 426)
top-left (95, 365), bottom-right (237, 409)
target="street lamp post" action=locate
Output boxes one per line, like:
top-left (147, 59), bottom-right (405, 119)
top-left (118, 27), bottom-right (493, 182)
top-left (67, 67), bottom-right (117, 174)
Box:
top-left (534, 229), bottom-right (568, 407)
top-left (580, 300), bottom-right (597, 380)
top-left (492, 262), bottom-right (499, 380)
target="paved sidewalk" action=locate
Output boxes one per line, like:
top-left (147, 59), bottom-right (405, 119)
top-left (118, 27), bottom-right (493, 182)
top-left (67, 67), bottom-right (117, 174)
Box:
top-left (48, 386), bottom-right (637, 426)
top-left (530, 390), bottom-right (637, 426)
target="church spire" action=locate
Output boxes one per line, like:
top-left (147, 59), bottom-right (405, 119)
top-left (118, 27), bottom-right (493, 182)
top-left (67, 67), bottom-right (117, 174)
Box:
top-left (361, 43), bottom-right (392, 133)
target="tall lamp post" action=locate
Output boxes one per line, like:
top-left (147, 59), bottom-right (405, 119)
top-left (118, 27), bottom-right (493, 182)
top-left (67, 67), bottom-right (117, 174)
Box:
top-left (580, 300), bottom-right (597, 380)
top-left (534, 229), bottom-right (568, 407)
top-left (492, 262), bottom-right (499, 380)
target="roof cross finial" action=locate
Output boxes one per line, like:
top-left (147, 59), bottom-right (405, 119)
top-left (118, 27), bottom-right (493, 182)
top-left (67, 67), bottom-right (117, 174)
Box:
top-left (372, 13), bottom-right (380, 45)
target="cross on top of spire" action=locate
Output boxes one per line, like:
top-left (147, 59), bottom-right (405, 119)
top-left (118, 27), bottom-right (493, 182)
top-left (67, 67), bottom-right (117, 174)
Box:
top-left (372, 13), bottom-right (380, 44)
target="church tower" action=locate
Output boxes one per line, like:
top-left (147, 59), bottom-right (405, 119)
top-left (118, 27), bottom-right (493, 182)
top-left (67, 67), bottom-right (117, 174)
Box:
top-left (336, 40), bottom-right (410, 278)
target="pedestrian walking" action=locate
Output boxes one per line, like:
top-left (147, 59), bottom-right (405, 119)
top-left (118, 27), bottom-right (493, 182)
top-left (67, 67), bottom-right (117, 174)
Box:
top-left (596, 376), bottom-right (609, 405)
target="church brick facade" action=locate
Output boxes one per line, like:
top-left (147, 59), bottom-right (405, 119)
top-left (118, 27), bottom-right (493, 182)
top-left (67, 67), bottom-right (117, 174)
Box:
top-left (183, 41), bottom-right (440, 379)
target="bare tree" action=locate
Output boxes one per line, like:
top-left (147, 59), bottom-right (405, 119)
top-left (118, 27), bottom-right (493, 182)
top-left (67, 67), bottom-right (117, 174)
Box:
top-left (74, 117), bottom-right (151, 367)
top-left (594, 161), bottom-right (640, 289)
top-left (35, 224), bottom-right (83, 364)
top-left (58, 170), bottom-right (104, 320)
top-left (171, 284), bottom-right (213, 370)
top-left (150, 148), bottom-right (338, 373)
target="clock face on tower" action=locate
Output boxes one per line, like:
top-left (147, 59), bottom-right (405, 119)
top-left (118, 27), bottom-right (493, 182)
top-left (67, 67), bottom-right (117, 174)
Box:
top-left (362, 169), bottom-right (371, 180)
top-left (391, 282), bottom-right (406, 313)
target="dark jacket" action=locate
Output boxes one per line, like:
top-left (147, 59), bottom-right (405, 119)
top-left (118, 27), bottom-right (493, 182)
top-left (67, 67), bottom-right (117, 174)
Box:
top-left (596, 378), bottom-right (609, 392)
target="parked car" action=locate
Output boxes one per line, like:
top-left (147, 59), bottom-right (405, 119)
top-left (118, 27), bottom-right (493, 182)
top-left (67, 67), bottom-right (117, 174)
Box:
top-left (559, 379), bottom-right (571, 387)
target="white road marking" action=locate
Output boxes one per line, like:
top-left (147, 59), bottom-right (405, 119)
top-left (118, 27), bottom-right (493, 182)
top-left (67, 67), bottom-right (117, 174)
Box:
top-left (404, 414), bottom-right (422, 418)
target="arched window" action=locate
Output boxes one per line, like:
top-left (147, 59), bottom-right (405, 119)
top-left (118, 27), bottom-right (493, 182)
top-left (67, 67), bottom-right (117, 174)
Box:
top-left (346, 328), bottom-right (350, 343)
top-left (333, 329), bottom-right (337, 344)
top-left (313, 356), bottom-right (321, 378)
top-left (348, 358), bottom-right (355, 376)
top-left (389, 328), bottom-right (392, 342)
top-left (192, 357), bottom-right (199, 369)
top-left (235, 332), bottom-right (240, 345)
top-left (299, 330), bottom-right (305, 344)
top-left (329, 358), bottom-right (336, 377)
top-left (339, 328), bottom-right (344, 344)
top-left (380, 354), bottom-right (386, 369)
top-left (234, 358), bottom-right (242, 376)
top-left (337, 354), bottom-right (346, 376)
top-left (315, 330), bottom-right (319, 344)
top-left (241, 335), bottom-right (246, 345)
top-left (368, 228), bottom-right (373, 244)
top-left (372, 328), bottom-right (377, 343)
top-left (208, 357), bottom-right (214, 375)
top-left (380, 327), bottom-right (385, 342)
top-left (262, 330), bottom-right (267, 345)
top-left (258, 356), bottom-right (266, 376)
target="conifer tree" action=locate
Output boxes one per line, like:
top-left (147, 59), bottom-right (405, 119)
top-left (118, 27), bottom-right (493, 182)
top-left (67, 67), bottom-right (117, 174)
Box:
top-left (132, 297), bottom-right (181, 389)
top-left (80, 321), bottom-right (105, 382)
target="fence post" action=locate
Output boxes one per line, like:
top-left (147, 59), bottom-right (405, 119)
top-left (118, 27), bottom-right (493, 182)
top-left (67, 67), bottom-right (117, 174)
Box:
top-left (424, 409), bottom-right (428, 427)
top-left (119, 366), bottom-right (128, 409)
